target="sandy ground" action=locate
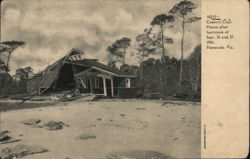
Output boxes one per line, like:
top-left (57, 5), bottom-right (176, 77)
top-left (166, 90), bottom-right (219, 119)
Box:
top-left (0, 99), bottom-right (201, 159)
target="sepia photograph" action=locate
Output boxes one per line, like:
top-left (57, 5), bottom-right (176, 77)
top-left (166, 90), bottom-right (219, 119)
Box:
top-left (0, 0), bottom-right (201, 158)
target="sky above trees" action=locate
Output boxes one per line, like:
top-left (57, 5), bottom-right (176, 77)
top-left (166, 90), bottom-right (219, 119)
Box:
top-left (1, 0), bottom-right (200, 74)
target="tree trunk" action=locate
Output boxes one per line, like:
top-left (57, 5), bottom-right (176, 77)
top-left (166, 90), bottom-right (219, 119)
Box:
top-left (140, 54), bottom-right (144, 81)
top-left (140, 39), bottom-right (145, 82)
top-left (6, 49), bottom-right (14, 72)
top-left (122, 48), bottom-right (126, 65)
top-left (160, 25), bottom-right (166, 95)
top-left (179, 18), bottom-right (185, 86)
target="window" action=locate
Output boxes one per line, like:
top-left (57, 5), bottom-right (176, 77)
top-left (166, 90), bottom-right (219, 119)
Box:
top-left (125, 78), bottom-right (130, 88)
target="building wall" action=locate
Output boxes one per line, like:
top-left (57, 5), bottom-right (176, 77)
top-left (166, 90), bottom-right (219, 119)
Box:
top-left (130, 78), bottom-right (137, 87)
top-left (114, 77), bottom-right (137, 88)
top-left (117, 87), bottom-right (137, 98)
top-left (113, 77), bottom-right (137, 98)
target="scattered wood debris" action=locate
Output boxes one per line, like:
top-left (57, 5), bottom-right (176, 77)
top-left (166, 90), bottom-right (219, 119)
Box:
top-left (0, 131), bottom-right (21, 145)
top-left (43, 121), bottom-right (69, 130)
top-left (23, 119), bottom-right (41, 125)
top-left (0, 144), bottom-right (47, 159)
top-left (0, 131), bottom-right (10, 141)
top-left (136, 108), bottom-right (146, 110)
top-left (78, 134), bottom-right (96, 140)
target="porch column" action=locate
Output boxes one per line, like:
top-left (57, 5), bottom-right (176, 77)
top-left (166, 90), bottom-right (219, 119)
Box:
top-left (90, 78), bottom-right (93, 93)
top-left (111, 77), bottom-right (114, 97)
top-left (103, 77), bottom-right (107, 96)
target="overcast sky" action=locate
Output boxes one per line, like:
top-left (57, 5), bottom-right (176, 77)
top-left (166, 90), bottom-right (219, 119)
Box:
top-left (1, 0), bottom-right (201, 74)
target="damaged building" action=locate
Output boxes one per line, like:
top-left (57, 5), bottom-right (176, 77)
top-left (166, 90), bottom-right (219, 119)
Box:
top-left (27, 48), bottom-right (137, 98)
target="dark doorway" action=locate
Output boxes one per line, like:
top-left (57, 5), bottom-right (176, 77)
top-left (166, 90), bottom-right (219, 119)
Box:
top-left (105, 79), bottom-right (112, 97)
top-left (55, 64), bottom-right (75, 91)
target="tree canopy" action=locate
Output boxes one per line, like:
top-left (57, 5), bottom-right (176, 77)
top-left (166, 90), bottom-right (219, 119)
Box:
top-left (15, 67), bottom-right (34, 81)
top-left (0, 41), bottom-right (25, 53)
top-left (106, 37), bottom-right (131, 67)
top-left (0, 41), bottom-right (25, 73)
top-left (151, 14), bottom-right (174, 26)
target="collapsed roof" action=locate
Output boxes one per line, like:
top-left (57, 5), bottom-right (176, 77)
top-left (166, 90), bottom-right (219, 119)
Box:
top-left (27, 48), bottom-right (136, 94)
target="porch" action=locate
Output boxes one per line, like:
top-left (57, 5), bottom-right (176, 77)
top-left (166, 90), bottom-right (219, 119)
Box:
top-left (74, 68), bottom-right (137, 98)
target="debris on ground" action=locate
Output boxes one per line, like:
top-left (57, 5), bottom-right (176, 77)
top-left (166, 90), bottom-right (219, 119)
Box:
top-left (0, 131), bottom-right (10, 141)
top-left (60, 89), bottom-right (81, 101)
top-left (161, 101), bottom-right (183, 106)
top-left (100, 123), bottom-right (129, 129)
top-left (59, 89), bottom-right (96, 102)
top-left (43, 121), bottom-right (69, 130)
top-left (76, 94), bottom-right (96, 102)
top-left (27, 95), bottom-right (60, 102)
top-left (106, 150), bottom-right (171, 159)
top-left (181, 117), bottom-right (186, 120)
top-left (23, 119), bottom-right (41, 125)
top-left (0, 131), bottom-right (21, 145)
top-left (0, 144), bottom-right (47, 159)
top-left (92, 95), bottom-right (110, 101)
top-left (49, 95), bottom-right (60, 101)
top-left (136, 108), bottom-right (146, 110)
top-left (120, 114), bottom-right (126, 117)
top-left (161, 101), bottom-right (200, 107)
top-left (78, 134), bottom-right (96, 140)
top-left (0, 139), bottom-right (21, 145)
